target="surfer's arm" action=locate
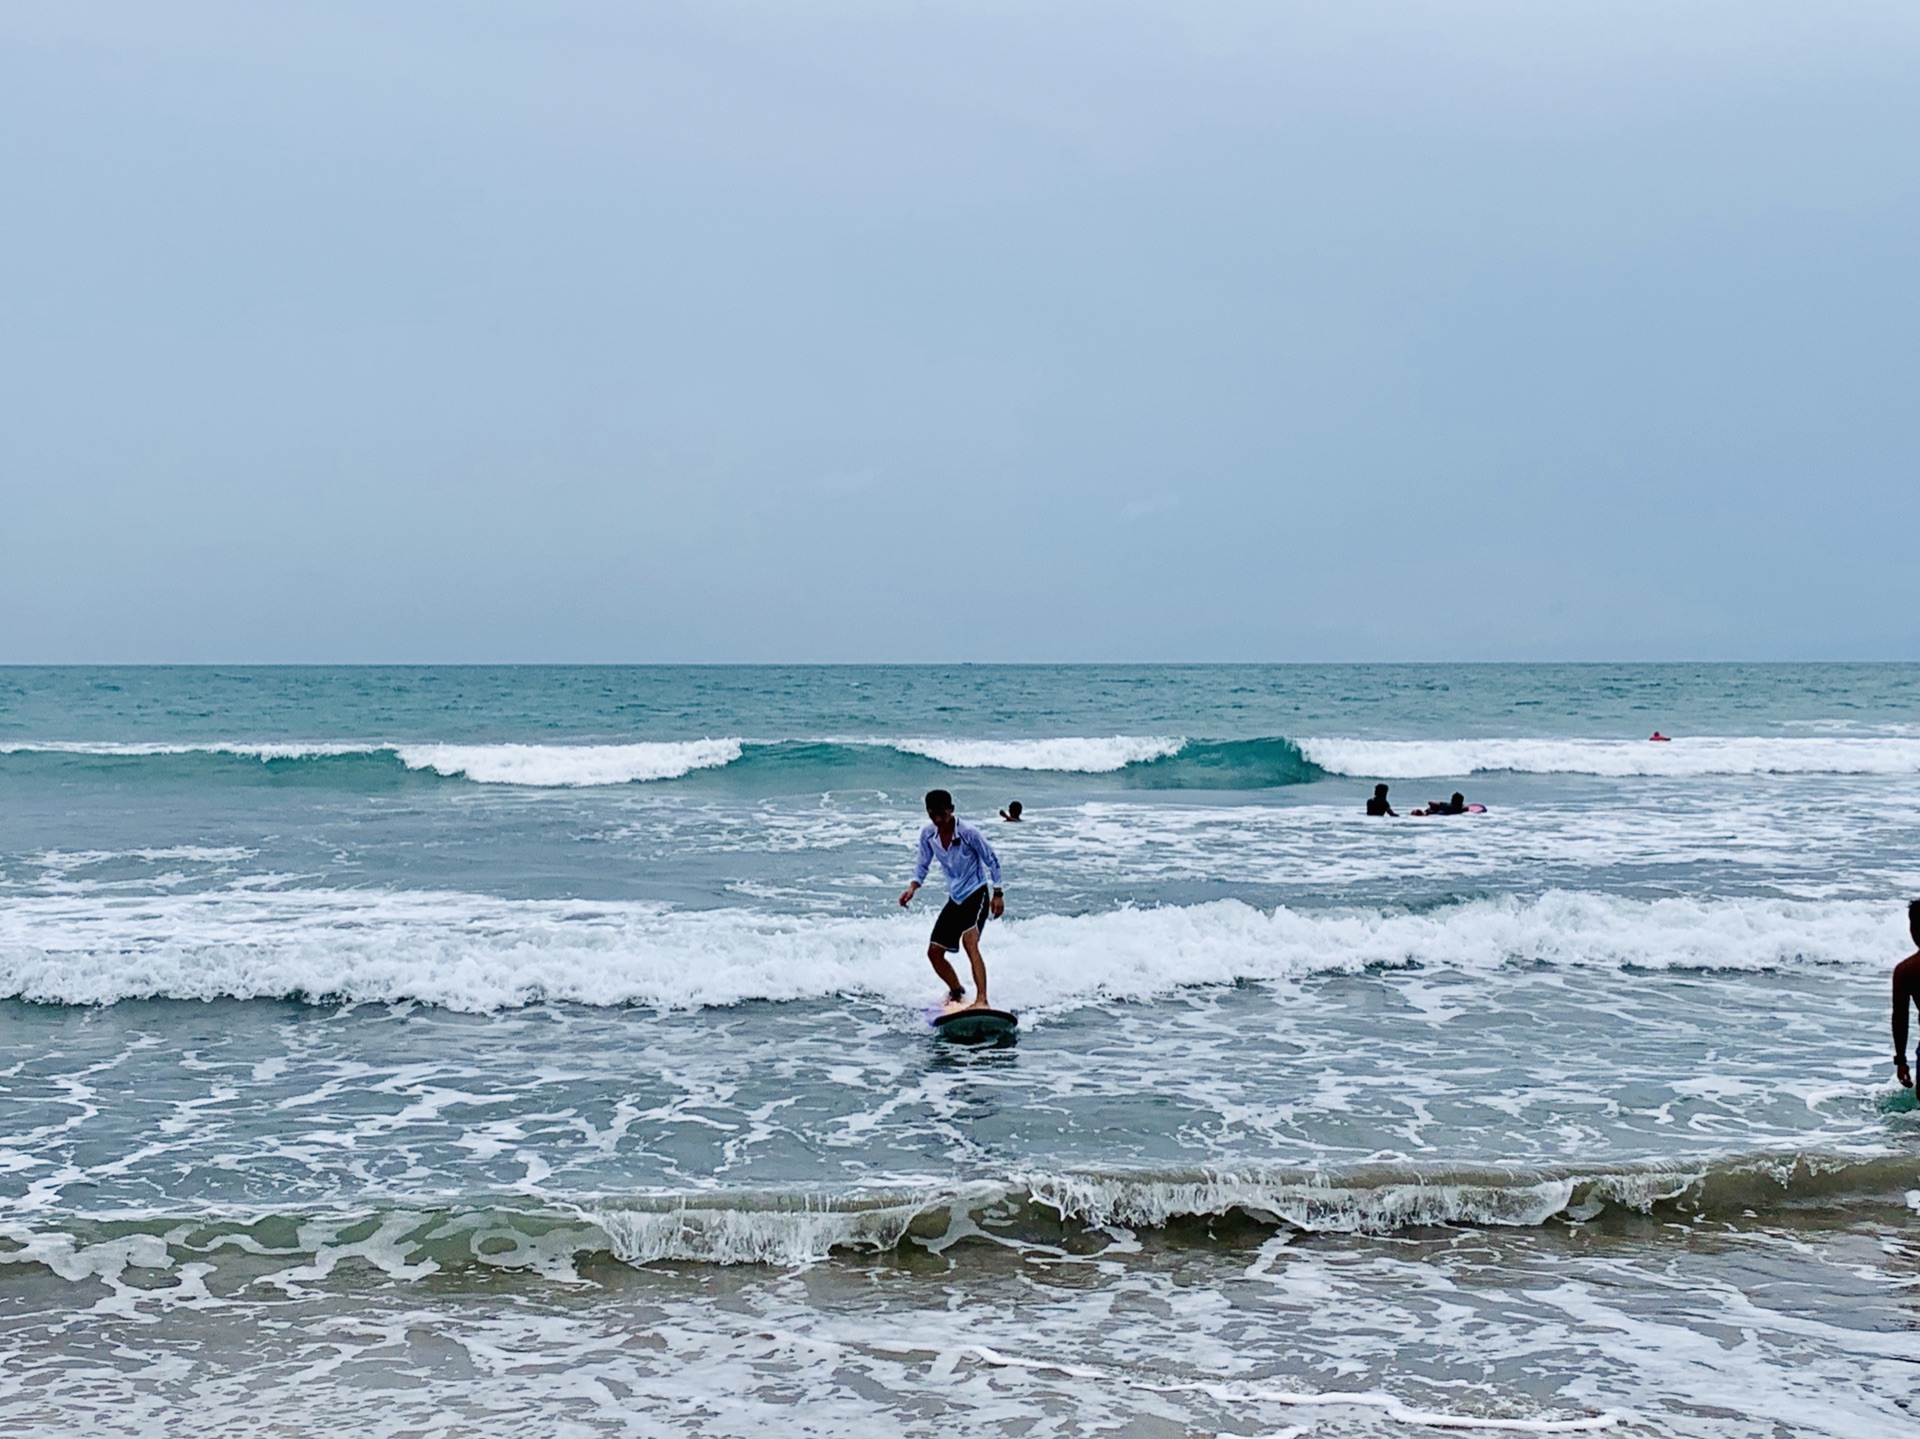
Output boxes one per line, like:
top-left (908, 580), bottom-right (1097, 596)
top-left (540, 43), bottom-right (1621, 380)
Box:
top-left (975, 832), bottom-right (1002, 891)
top-left (973, 831), bottom-right (1004, 915)
top-left (1895, 955), bottom-right (1919, 1080)
top-left (901, 830), bottom-right (934, 906)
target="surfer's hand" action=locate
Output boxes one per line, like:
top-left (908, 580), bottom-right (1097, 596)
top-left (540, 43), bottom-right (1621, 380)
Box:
top-left (898, 885), bottom-right (917, 907)
top-left (990, 892), bottom-right (1004, 919)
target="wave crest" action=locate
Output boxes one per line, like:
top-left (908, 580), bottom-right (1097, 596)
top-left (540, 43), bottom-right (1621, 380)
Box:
top-left (887, 735), bottom-right (1183, 771)
top-left (3, 1153), bottom-right (1911, 1281)
top-left (392, 740), bottom-right (743, 785)
top-left (1300, 735), bottom-right (1920, 778)
top-left (9, 732), bottom-right (1920, 785)
top-left (0, 889), bottom-right (1894, 1013)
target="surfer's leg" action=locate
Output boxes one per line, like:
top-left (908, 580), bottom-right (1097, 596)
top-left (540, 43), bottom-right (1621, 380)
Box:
top-left (927, 944), bottom-right (965, 1002)
top-left (959, 928), bottom-right (988, 1008)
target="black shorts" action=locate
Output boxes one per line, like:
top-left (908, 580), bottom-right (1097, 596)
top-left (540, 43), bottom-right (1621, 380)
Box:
top-left (929, 885), bottom-right (993, 952)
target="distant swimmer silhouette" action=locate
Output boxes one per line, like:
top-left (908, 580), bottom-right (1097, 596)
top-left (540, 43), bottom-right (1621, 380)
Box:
top-left (1649, 732), bottom-right (1671, 742)
top-left (1365, 784), bottom-right (1397, 817)
top-left (999, 800), bottom-right (1023, 822)
top-left (1412, 791), bottom-right (1483, 817)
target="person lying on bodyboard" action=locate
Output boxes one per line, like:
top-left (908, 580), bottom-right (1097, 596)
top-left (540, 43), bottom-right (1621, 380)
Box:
top-left (1411, 792), bottom-right (1484, 816)
top-left (899, 789), bottom-right (1005, 1013)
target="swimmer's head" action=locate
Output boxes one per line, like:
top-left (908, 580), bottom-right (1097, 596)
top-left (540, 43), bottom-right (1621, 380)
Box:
top-left (1006, 801), bottom-right (1022, 818)
top-left (1451, 793), bottom-right (1465, 807)
top-left (1373, 784), bottom-right (1389, 798)
top-left (1910, 897), bottom-right (1920, 946)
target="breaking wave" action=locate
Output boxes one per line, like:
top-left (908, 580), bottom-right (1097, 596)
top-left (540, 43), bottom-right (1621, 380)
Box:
top-left (0, 734), bottom-right (1323, 787)
top-left (3, 1153), bottom-right (1912, 1278)
top-left (0, 738), bottom-right (746, 786)
top-left (1298, 734), bottom-right (1920, 778)
top-left (565, 1152), bottom-right (1920, 1261)
top-left (393, 739), bottom-right (743, 785)
top-left (0, 889), bottom-right (1895, 1012)
top-left (7, 732), bottom-right (1920, 786)
top-left (886, 735), bottom-right (1184, 770)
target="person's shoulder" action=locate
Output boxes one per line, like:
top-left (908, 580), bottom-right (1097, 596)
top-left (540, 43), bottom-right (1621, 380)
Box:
top-left (953, 817), bottom-right (983, 839)
top-left (1897, 950), bottom-right (1920, 978)
top-left (918, 821), bottom-right (939, 839)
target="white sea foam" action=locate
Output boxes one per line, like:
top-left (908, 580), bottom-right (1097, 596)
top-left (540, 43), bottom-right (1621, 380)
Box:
top-left (1027, 1170), bottom-right (1580, 1233)
top-left (1299, 735), bottom-right (1920, 778)
top-left (963, 1346), bottom-right (1620, 1432)
top-left (0, 738), bottom-right (750, 784)
top-left (391, 740), bottom-right (744, 786)
top-left (0, 734), bottom-right (1189, 781)
top-left (884, 735), bottom-right (1184, 771)
top-left (14, 731), bottom-right (1920, 781)
top-left (0, 740), bottom-right (378, 759)
top-left (0, 887), bottom-right (1894, 1013)
top-left (587, 1187), bottom-right (993, 1267)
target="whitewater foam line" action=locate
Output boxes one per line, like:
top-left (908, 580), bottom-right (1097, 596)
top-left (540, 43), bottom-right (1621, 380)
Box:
top-left (16, 731), bottom-right (1920, 783)
top-left (0, 740), bottom-right (379, 760)
top-left (586, 1184), bottom-right (1000, 1267)
top-left (1019, 1152), bottom-right (1920, 1234)
top-left (0, 734), bottom-right (1191, 781)
top-left (1299, 735), bottom-right (1920, 778)
top-left (0, 738), bottom-right (751, 785)
top-left (0, 889), bottom-right (1898, 1011)
top-left (882, 735), bottom-right (1185, 771)
top-left (0, 735), bottom-right (1191, 783)
top-left (960, 1346), bottom-right (1620, 1432)
top-left (392, 740), bottom-right (743, 785)
top-left (1026, 1169), bottom-right (1587, 1232)
top-left (4, 1152), bottom-right (1913, 1278)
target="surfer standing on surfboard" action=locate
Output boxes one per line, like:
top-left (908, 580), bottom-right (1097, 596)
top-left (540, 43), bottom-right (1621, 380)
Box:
top-left (1892, 899), bottom-right (1920, 1094)
top-left (899, 789), bottom-right (1005, 1013)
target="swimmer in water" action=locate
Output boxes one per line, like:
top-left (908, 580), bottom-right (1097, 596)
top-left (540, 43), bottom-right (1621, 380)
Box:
top-left (999, 800), bottom-right (1023, 822)
top-left (1893, 899), bottom-right (1920, 1094)
top-left (1411, 792), bottom-right (1469, 817)
top-left (1649, 731), bottom-right (1671, 742)
top-left (1365, 784), bottom-right (1396, 817)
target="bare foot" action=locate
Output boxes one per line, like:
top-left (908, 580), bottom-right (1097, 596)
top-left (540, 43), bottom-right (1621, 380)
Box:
top-left (940, 997), bottom-right (970, 1015)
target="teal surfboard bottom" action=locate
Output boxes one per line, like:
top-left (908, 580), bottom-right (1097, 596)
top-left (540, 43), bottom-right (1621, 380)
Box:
top-left (932, 1008), bottom-right (1019, 1045)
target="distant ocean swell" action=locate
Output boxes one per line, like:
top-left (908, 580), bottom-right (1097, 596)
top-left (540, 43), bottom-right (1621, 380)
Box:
top-left (0, 890), bottom-right (1898, 1012)
top-left (7, 733), bottom-right (1920, 785)
top-left (4, 1153), bottom-right (1915, 1279)
top-left (0, 736), bottom-right (1311, 786)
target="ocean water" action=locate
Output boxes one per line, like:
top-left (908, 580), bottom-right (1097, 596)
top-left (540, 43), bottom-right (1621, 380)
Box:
top-left (1, 663), bottom-right (1917, 1437)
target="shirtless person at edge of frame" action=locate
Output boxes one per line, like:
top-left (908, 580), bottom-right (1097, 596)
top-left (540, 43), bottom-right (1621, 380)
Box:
top-left (898, 789), bottom-right (1005, 1013)
top-left (1893, 899), bottom-right (1920, 1093)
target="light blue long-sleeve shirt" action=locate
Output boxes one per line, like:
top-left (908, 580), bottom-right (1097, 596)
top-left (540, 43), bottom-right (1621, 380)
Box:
top-left (912, 819), bottom-right (1002, 901)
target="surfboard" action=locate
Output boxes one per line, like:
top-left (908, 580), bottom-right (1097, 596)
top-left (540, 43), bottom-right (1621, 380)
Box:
top-left (931, 1007), bottom-right (1019, 1045)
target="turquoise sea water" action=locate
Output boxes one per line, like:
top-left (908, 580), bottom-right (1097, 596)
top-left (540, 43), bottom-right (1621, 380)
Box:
top-left (1, 665), bottom-right (1917, 1435)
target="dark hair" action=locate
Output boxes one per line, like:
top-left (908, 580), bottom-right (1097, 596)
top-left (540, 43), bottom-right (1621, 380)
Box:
top-left (1374, 783), bottom-right (1389, 796)
top-left (1451, 793), bottom-right (1465, 805)
top-left (1007, 800), bottom-right (1022, 816)
top-left (1910, 898), bottom-right (1920, 939)
top-left (925, 789), bottom-right (954, 815)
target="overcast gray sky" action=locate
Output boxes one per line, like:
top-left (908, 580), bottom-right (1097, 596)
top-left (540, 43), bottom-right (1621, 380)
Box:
top-left (2, 1), bottom-right (1915, 662)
